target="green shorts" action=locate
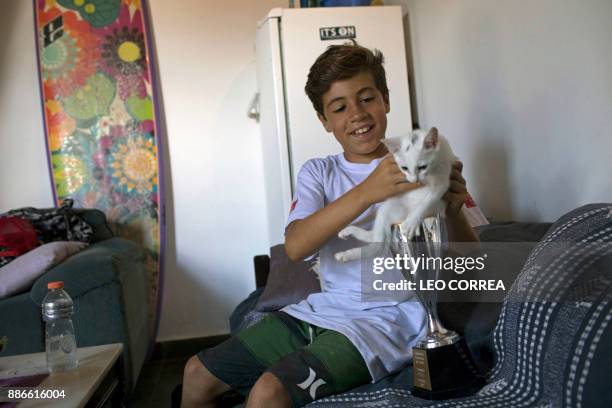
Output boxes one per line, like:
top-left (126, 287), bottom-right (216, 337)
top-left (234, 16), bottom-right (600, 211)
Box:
top-left (197, 312), bottom-right (371, 407)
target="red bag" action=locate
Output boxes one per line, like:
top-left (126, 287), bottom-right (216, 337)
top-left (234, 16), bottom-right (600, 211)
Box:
top-left (0, 216), bottom-right (39, 257)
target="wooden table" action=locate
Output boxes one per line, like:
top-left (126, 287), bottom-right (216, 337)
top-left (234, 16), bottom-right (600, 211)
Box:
top-left (0, 343), bottom-right (123, 408)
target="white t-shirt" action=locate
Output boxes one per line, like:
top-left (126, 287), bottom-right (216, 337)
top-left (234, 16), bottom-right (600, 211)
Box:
top-left (281, 153), bottom-right (487, 382)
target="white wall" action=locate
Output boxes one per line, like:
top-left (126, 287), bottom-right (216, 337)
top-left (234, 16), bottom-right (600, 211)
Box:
top-left (150, 0), bottom-right (286, 341)
top-left (0, 0), bottom-right (286, 341)
top-left (391, 0), bottom-right (612, 221)
top-left (0, 0), bottom-right (53, 209)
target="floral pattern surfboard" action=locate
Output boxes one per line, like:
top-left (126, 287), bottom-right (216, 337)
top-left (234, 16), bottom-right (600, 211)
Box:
top-left (34, 0), bottom-right (164, 338)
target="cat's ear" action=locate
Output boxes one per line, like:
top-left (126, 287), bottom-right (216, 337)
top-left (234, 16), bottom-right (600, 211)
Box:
top-left (382, 137), bottom-right (402, 153)
top-left (424, 127), bottom-right (439, 150)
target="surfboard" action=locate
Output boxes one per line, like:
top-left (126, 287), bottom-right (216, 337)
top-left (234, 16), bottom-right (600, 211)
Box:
top-left (33, 0), bottom-right (165, 340)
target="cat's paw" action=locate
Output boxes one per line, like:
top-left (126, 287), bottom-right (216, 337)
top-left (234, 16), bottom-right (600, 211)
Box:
top-left (335, 250), bottom-right (352, 263)
top-left (338, 226), bottom-right (357, 240)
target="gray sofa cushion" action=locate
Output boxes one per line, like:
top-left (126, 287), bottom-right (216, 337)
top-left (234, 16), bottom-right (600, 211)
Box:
top-left (254, 245), bottom-right (320, 312)
top-left (0, 292), bottom-right (44, 356)
top-left (475, 221), bottom-right (552, 242)
top-left (30, 237), bottom-right (146, 304)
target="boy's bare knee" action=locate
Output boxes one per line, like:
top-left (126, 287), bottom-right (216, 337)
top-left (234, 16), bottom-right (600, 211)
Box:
top-left (181, 355), bottom-right (230, 407)
top-left (247, 372), bottom-right (291, 408)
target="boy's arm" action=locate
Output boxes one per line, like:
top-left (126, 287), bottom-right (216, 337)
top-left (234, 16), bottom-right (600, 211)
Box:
top-left (444, 161), bottom-right (480, 242)
top-left (285, 156), bottom-right (421, 262)
top-left (285, 186), bottom-right (369, 262)
top-left (446, 210), bottom-right (479, 242)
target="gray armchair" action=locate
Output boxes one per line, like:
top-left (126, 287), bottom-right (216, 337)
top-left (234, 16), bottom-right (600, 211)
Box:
top-left (0, 209), bottom-right (150, 391)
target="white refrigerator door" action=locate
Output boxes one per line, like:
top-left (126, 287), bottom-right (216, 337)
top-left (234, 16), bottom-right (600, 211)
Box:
top-left (256, 13), bottom-right (294, 246)
top-left (280, 6), bottom-right (413, 187)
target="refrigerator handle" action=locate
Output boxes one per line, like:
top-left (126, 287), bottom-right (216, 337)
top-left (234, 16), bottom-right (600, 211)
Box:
top-left (248, 92), bottom-right (260, 122)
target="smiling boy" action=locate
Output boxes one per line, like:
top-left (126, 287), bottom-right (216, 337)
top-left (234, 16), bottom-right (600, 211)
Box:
top-left (181, 43), bottom-right (479, 408)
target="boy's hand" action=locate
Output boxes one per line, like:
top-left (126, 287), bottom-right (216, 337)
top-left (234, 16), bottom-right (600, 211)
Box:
top-left (356, 155), bottom-right (421, 206)
top-left (443, 161), bottom-right (468, 217)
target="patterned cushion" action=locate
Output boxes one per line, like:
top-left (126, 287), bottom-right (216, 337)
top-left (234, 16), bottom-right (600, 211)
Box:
top-left (309, 204), bottom-right (612, 407)
top-left (479, 203), bottom-right (612, 407)
top-left (5, 199), bottom-right (93, 245)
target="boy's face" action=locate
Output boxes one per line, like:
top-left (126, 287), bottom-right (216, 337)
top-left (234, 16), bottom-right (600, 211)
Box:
top-left (317, 71), bottom-right (390, 163)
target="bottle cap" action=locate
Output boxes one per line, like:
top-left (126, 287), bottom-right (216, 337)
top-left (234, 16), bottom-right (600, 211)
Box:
top-left (47, 281), bottom-right (64, 289)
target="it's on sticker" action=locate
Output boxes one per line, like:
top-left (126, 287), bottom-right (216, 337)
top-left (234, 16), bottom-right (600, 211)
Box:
top-left (320, 26), bottom-right (356, 41)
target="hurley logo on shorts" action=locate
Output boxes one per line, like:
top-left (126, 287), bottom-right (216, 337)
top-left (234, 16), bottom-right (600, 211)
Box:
top-left (296, 367), bottom-right (326, 400)
top-left (290, 199), bottom-right (298, 214)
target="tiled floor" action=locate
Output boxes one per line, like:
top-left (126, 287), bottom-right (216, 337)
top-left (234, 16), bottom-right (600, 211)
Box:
top-left (127, 356), bottom-right (187, 407)
top-left (126, 335), bottom-right (239, 407)
top-left (126, 356), bottom-right (246, 407)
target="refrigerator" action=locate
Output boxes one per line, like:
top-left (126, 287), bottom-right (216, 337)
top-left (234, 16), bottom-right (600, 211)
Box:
top-left (254, 6), bottom-right (413, 246)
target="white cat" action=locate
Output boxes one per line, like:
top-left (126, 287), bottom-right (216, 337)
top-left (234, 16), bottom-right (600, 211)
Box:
top-left (335, 127), bottom-right (456, 263)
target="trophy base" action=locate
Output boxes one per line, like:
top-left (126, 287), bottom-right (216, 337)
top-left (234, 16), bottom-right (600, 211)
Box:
top-left (412, 337), bottom-right (484, 400)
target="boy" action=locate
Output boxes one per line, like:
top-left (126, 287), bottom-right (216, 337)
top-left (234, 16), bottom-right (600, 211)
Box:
top-left (181, 44), bottom-right (479, 408)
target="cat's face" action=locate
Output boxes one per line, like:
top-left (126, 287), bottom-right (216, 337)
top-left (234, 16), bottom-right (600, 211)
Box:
top-left (383, 128), bottom-right (440, 183)
top-left (317, 71), bottom-right (390, 164)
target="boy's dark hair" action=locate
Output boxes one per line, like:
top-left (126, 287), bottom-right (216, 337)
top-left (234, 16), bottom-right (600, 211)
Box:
top-left (305, 42), bottom-right (389, 118)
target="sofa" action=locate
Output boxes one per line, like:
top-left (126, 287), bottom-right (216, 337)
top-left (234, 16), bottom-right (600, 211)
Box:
top-left (0, 208), bottom-right (150, 391)
top-left (227, 203), bottom-right (612, 407)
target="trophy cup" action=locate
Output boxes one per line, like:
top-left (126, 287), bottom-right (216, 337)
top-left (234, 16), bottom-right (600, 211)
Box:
top-left (390, 213), bottom-right (483, 399)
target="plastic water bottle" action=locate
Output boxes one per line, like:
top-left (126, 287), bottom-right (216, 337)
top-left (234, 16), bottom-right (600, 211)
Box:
top-left (42, 281), bottom-right (78, 372)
